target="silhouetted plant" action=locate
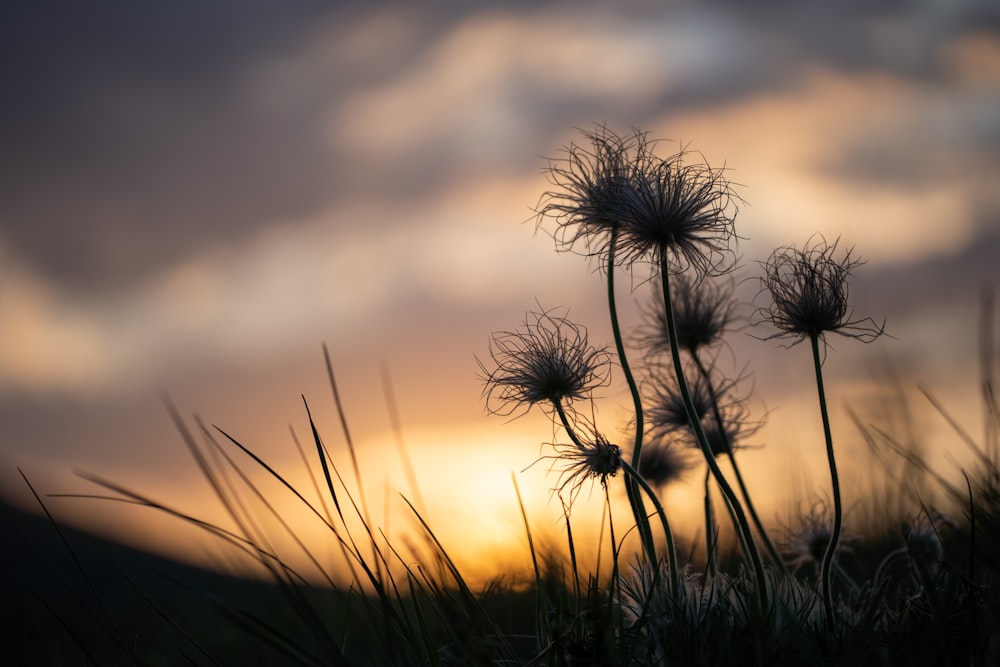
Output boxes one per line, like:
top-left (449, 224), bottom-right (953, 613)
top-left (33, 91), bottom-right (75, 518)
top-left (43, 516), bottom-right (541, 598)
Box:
top-left (478, 308), bottom-right (612, 419)
top-left (638, 271), bottom-right (739, 359)
top-left (757, 235), bottom-right (886, 633)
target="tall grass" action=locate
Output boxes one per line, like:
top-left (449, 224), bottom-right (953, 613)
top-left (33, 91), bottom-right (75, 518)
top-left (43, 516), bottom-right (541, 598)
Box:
top-left (15, 126), bottom-right (999, 665)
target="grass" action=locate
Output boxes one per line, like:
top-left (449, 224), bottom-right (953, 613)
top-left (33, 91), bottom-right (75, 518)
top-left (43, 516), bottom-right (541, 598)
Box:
top-left (7, 126), bottom-right (1000, 665)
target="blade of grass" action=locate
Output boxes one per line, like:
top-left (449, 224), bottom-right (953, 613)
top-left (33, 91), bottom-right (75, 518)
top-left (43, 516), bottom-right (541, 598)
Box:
top-left (290, 424), bottom-right (336, 529)
top-left (512, 473), bottom-right (544, 656)
top-left (323, 345), bottom-right (381, 581)
top-left (17, 469), bottom-right (141, 664)
top-left (919, 386), bottom-right (992, 469)
top-left (381, 361), bottom-right (428, 516)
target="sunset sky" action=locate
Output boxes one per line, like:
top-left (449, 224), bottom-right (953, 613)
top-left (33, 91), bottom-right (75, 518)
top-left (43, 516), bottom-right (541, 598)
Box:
top-left (2, 1), bottom-right (998, 581)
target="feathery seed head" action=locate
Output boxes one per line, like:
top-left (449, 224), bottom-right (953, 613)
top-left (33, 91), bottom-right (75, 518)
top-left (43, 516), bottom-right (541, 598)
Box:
top-left (904, 511), bottom-right (955, 570)
top-left (479, 309), bottom-right (611, 417)
top-left (537, 125), bottom-right (649, 259)
top-left (616, 149), bottom-right (740, 274)
top-left (757, 236), bottom-right (885, 344)
top-left (639, 272), bottom-right (738, 357)
top-left (647, 367), bottom-right (715, 432)
top-left (645, 366), bottom-right (755, 458)
top-left (781, 500), bottom-right (858, 576)
top-left (637, 438), bottom-right (693, 490)
top-left (548, 428), bottom-right (623, 499)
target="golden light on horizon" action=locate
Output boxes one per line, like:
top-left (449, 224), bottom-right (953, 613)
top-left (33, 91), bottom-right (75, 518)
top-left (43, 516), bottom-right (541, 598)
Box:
top-left (11, 344), bottom-right (993, 592)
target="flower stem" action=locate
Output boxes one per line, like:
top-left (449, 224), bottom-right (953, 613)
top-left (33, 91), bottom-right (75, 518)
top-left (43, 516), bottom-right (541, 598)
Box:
top-left (605, 230), bottom-right (656, 563)
top-left (703, 468), bottom-right (717, 576)
top-left (554, 401), bottom-right (678, 594)
top-left (554, 401), bottom-right (586, 450)
top-left (811, 333), bottom-right (842, 633)
top-left (620, 459), bottom-right (680, 594)
top-left (604, 482), bottom-right (621, 601)
top-left (692, 355), bottom-right (788, 573)
top-left (660, 266), bottom-right (768, 605)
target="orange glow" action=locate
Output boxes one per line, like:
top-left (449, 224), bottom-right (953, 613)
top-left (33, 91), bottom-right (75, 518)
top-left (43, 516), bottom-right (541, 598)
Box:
top-left (652, 68), bottom-right (978, 265)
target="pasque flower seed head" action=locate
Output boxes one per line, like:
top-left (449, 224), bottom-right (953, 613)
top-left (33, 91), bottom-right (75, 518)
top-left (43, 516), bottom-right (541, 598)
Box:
top-left (479, 309), bottom-right (611, 417)
top-left (757, 236), bottom-right (885, 345)
top-left (616, 149), bottom-right (741, 274)
top-left (639, 272), bottom-right (738, 358)
top-left (537, 124), bottom-right (648, 260)
top-left (646, 364), bottom-right (757, 458)
top-left (538, 126), bottom-right (740, 275)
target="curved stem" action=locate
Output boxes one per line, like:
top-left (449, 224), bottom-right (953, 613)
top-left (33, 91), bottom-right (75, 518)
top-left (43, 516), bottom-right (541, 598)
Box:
top-left (554, 401), bottom-right (587, 450)
top-left (716, 467), bottom-right (751, 570)
top-left (703, 468), bottom-right (717, 576)
top-left (660, 266), bottom-right (767, 605)
top-left (620, 460), bottom-right (679, 594)
top-left (811, 333), bottom-right (842, 634)
top-left (692, 355), bottom-right (787, 573)
top-left (605, 231), bottom-right (656, 562)
top-left (553, 401), bottom-right (679, 593)
top-left (604, 233), bottom-right (645, 468)
top-left (604, 482), bottom-right (621, 598)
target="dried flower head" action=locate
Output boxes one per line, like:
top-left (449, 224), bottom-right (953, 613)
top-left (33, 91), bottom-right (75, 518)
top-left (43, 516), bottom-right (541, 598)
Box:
top-left (638, 271), bottom-right (738, 357)
top-left (537, 125), bottom-right (648, 259)
top-left (546, 426), bottom-right (623, 499)
top-left (645, 365), bottom-right (757, 458)
top-left (616, 148), bottom-right (740, 274)
top-left (637, 438), bottom-right (693, 491)
top-left (780, 500), bottom-right (859, 576)
top-left (757, 236), bottom-right (885, 345)
top-left (479, 309), bottom-right (611, 417)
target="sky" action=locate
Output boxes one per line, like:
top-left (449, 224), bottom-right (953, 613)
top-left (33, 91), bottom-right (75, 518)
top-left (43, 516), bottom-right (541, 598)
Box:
top-left (1, 0), bottom-right (999, 582)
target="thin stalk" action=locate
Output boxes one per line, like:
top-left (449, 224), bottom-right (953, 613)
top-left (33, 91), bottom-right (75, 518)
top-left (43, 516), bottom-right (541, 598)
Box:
top-left (512, 474), bottom-right (544, 656)
top-left (554, 401), bottom-right (679, 593)
top-left (703, 468), bottom-right (718, 576)
top-left (606, 230), bottom-right (656, 562)
top-left (603, 482), bottom-right (621, 605)
top-left (811, 333), bottom-right (842, 633)
top-left (692, 356), bottom-right (787, 572)
top-left (660, 266), bottom-right (767, 604)
top-left (620, 460), bottom-right (680, 594)
top-left (715, 467), bottom-right (751, 569)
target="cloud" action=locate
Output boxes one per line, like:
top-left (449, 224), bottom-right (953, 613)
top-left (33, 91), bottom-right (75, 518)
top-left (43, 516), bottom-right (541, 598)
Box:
top-left (649, 64), bottom-right (996, 264)
top-left (0, 214), bottom-right (381, 396)
top-left (5, 1), bottom-right (997, 295)
top-left (0, 270), bottom-right (109, 394)
top-left (0, 173), bottom-right (580, 397)
top-left (327, 8), bottom-right (757, 168)
top-left (0, 2), bottom-right (349, 291)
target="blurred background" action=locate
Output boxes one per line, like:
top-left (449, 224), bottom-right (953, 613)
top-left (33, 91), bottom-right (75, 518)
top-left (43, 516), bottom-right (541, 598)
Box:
top-left (1, 0), bottom-right (998, 582)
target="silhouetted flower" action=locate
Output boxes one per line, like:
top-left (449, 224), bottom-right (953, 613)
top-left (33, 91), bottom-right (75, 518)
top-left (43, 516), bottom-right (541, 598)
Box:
top-left (645, 365), bottom-right (756, 458)
top-left (616, 148), bottom-right (740, 274)
top-left (638, 272), bottom-right (738, 358)
top-left (780, 500), bottom-right (859, 576)
top-left (479, 309), bottom-right (611, 417)
top-left (638, 438), bottom-right (693, 491)
top-left (757, 236), bottom-right (885, 345)
top-left (549, 428), bottom-right (623, 497)
top-left (537, 125), bottom-right (648, 259)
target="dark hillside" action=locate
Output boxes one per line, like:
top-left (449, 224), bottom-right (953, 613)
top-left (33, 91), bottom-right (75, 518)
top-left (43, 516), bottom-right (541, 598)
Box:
top-left (0, 498), bottom-right (322, 665)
